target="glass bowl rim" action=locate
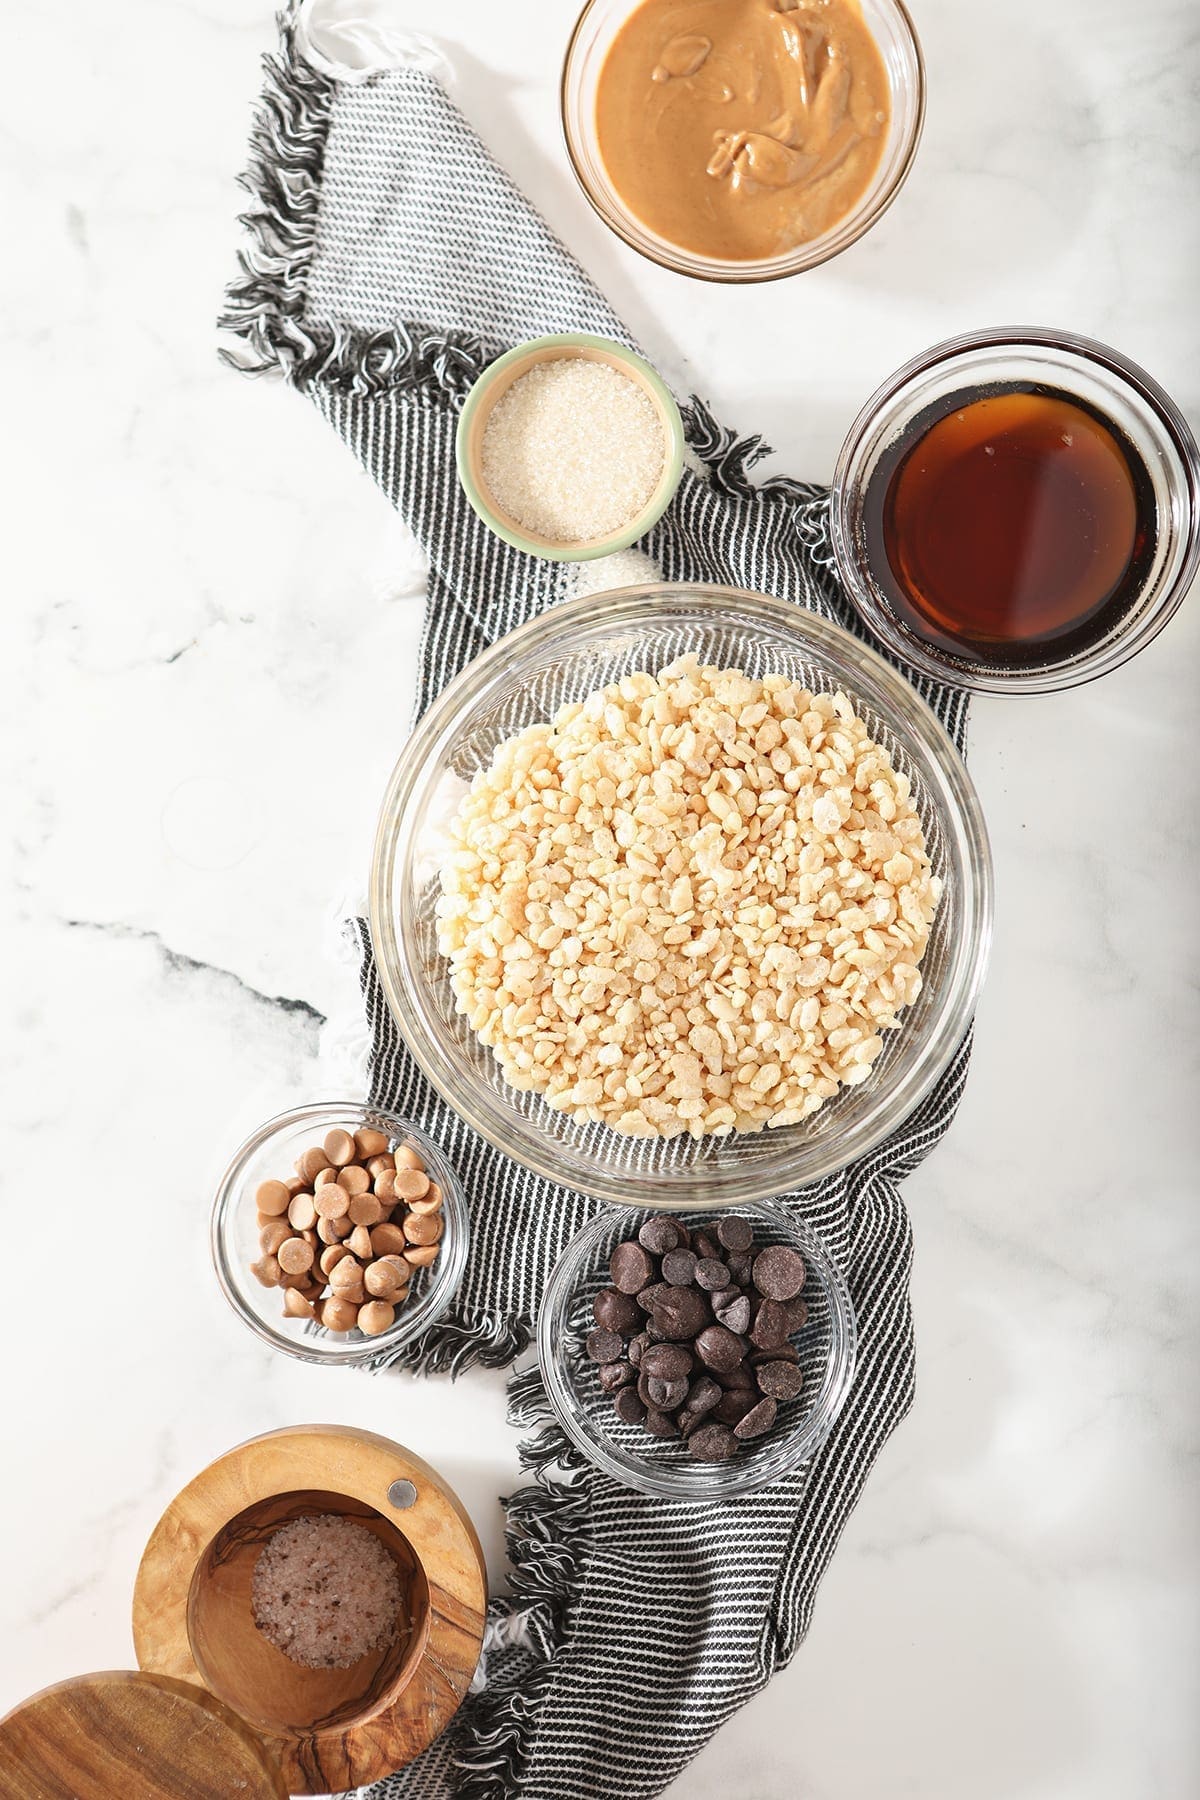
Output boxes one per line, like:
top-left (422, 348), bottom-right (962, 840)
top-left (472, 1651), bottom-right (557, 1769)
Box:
top-left (559, 0), bottom-right (927, 284)
top-left (454, 332), bottom-right (686, 562)
top-left (537, 1199), bottom-right (859, 1500)
top-left (369, 581), bottom-right (993, 1207)
top-left (210, 1099), bottom-right (470, 1366)
top-left (829, 324), bottom-right (1200, 695)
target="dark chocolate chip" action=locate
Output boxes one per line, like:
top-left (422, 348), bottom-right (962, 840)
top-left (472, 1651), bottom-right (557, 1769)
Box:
top-left (727, 1251), bottom-right (754, 1286)
top-left (713, 1389), bottom-right (756, 1426)
top-left (593, 1287), bottom-right (641, 1334)
top-left (661, 1248), bottom-right (698, 1287)
top-left (638, 1216), bottom-right (687, 1255)
top-left (598, 1360), bottom-right (636, 1393)
top-left (653, 1287), bottom-right (711, 1340)
top-left (695, 1257), bottom-right (731, 1291)
top-left (749, 1342), bottom-right (799, 1366)
top-left (637, 1282), bottom-right (670, 1314)
top-left (694, 1324), bottom-right (747, 1373)
top-left (718, 1362), bottom-right (756, 1392)
top-left (641, 1342), bottom-right (693, 1382)
top-left (586, 1328), bottom-right (624, 1364)
top-left (646, 1375), bottom-right (689, 1410)
top-left (752, 1245), bottom-right (807, 1301)
top-left (712, 1291), bottom-right (751, 1335)
top-left (733, 1397), bottom-right (778, 1440)
top-left (716, 1215), bottom-right (754, 1254)
top-left (688, 1422), bottom-right (739, 1462)
top-left (750, 1298), bottom-right (791, 1350)
top-left (686, 1375), bottom-right (722, 1418)
top-left (693, 1231), bottom-right (720, 1261)
top-left (614, 1388), bottom-right (647, 1426)
top-left (756, 1360), bottom-right (805, 1400)
top-left (643, 1407), bottom-right (679, 1439)
top-left (610, 1240), bottom-right (654, 1294)
top-left (628, 1331), bottom-right (650, 1368)
top-left (786, 1298), bottom-right (809, 1332)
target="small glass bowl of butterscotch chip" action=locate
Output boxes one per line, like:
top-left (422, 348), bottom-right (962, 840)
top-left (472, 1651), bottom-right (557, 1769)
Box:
top-left (211, 1102), bottom-right (469, 1365)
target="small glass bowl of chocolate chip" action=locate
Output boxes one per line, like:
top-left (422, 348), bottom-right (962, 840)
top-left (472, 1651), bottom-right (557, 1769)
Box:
top-left (211, 1101), bottom-right (469, 1365)
top-left (538, 1203), bottom-right (857, 1500)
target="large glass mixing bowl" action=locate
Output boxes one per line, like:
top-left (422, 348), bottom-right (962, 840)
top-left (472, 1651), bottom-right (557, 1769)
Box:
top-left (370, 585), bottom-right (991, 1208)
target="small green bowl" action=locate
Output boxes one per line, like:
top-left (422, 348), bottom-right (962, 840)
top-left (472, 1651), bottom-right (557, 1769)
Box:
top-left (455, 333), bottom-right (686, 562)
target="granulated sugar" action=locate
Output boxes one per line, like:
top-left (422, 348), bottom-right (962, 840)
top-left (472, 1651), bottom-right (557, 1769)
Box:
top-left (481, 357), bottom-right (667, 543)
top-left (251, 1513), bottom-right (404, 1669)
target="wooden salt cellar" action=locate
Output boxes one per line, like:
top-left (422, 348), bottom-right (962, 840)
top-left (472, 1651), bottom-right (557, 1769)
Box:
top-left (133, 1426), bottom-right (489, 1795)
top-left (0, 1426), bottom-right (487, 1798)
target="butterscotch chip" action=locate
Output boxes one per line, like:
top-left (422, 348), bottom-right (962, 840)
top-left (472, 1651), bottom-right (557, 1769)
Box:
top-left (259, 1220), bottom-right (291, 1255)
top-left (407, 1184), bottom-right (443, 1215)
top-left (393, 1168), bottom-right (430, 1201)
top-left (314, 1185), bottom-right (350, 1221)
top-left (347, 1224), bottom-right (374, 1261)
top-left (403, 1244), bottom-right (439, 1268)
top-left (348, 1193), bottom-right (384, 1228)
top-left (285, 1174), bottom-right (308, 1198)
top-left (255, 1179), bottom-right (291, 1217)
top-left (358, 1300), bottom-right (396, 1337)
top-left (374, 1169), bottom-right (397, 1204)
top-left (250, 1254), bottom-right (282, 1288)
top-left (370, 1223), bottom-right (407, 1258)
top-left (403, 1210), bottom-right (443, 1246)
top-left (394, 1145), bottom-right (425, 1171)
top-left (320, 1243), bottom-right (352, 1277)
top-left (287, 1192), bottom-right (317, 1232)
top-left (277, 1237), bottom-right (315, 1275)
top-left (283, 1289), bottom-right (315, 1320)
top-left (313, 1166), bottom-right (340, 1188)
top-left (316, 1216), bottom-right (341, 1246)
top-left (279, 1268), bottom-right (311, 1291)
top-left (297, 1145), bottom-right (329, 1184)
top-left (366, 1154), bottom-right (395, 1180)
top-left (364, 1258), bottom-right (405, 1299)
top-left (355, 1128), bottom-right (389, 1158)
top-left (323, 1128), bottom-right (357, 1167)
top-left (329, 1258), bottom-right (365, 1303)
top-left (320, 1296), bottom-right (359, 1333)
top-left (338, 1163), bottom-right (371, 1195)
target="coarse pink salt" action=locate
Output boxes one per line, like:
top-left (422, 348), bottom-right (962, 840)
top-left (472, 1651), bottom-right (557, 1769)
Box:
top-left (251, 1513), bottom-right (405, 1669)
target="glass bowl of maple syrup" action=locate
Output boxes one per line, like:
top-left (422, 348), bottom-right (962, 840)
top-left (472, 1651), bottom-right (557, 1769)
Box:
top-left (830, 328), bottom-right (1200, 694)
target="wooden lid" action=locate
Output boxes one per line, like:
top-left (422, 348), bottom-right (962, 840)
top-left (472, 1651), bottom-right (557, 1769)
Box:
top-left (0, 1672), bottom-right (288, 1800)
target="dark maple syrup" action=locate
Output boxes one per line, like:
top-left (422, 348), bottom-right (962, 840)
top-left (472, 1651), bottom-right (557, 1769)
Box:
top-left (862, 385), bottom-right (1157, 666)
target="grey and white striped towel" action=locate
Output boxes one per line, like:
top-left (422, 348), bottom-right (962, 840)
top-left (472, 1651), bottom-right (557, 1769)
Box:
top-left (222, 13), bottom-right (973, 1798)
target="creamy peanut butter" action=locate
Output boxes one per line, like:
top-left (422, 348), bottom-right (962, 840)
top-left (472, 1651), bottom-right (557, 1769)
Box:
top-left (595, 0), bottom-right (891, 263)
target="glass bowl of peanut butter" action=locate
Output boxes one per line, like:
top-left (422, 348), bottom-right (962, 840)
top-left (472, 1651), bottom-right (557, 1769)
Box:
top-left (562, 0), bottom-right (925, 281)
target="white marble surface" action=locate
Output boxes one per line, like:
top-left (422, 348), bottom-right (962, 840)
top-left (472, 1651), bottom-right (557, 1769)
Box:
top-left (2, 0), bottom-right (1198, 1795)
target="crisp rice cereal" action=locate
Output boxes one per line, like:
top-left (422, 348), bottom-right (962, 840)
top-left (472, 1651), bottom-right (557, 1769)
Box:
top-left (435, 658), bottom-right (942, 1139)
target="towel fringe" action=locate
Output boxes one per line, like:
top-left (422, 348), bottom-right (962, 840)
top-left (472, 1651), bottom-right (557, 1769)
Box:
top-left (454, 1369), bottom-right (595, 1800)
top-left (681, 398), bottom-right (834, 552)
top-left (218, 10), bottom-right (488, 399)
top-left (361, 1308), bottom-right (531, 1375)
